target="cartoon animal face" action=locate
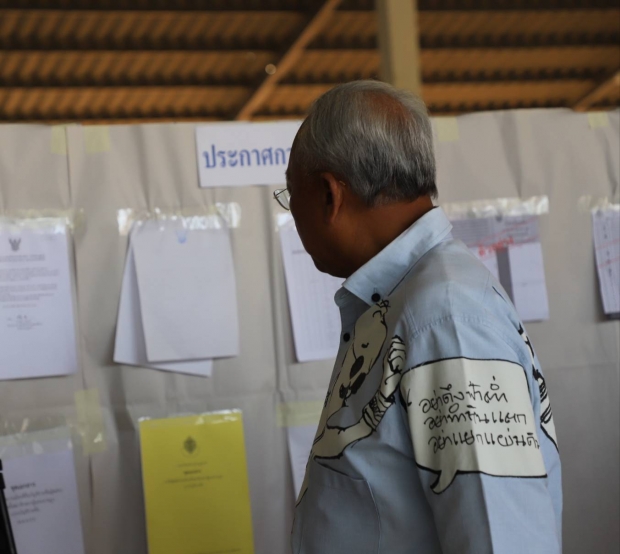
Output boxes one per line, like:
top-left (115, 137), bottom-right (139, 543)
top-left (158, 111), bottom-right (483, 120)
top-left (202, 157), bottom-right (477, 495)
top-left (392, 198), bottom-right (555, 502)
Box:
top-left (337, 301), bottom-right (390, 406)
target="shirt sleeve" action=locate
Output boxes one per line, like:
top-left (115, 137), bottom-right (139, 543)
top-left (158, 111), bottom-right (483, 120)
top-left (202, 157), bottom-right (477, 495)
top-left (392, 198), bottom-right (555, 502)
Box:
top-left (397, 315), bottom-right (561, 554)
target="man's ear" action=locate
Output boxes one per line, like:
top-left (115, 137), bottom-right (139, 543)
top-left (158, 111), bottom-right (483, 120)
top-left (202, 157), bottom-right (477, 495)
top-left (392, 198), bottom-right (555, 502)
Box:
top-left (321, 172), bottom-right (345, 223)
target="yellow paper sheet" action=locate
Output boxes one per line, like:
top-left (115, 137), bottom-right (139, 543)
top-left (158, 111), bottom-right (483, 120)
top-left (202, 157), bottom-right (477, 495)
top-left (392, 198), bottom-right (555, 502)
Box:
top-left (139, 411), bottom-right (254, 554)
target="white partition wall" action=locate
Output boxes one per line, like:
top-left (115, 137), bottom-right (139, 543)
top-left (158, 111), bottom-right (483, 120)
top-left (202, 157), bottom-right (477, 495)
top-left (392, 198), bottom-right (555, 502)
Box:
top-left (0, 109), bottom-right (618, 554)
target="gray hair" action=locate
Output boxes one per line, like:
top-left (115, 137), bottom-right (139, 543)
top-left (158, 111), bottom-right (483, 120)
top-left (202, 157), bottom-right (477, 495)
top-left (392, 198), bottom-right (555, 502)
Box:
top-left (291, 80), bottom-right (437, 206)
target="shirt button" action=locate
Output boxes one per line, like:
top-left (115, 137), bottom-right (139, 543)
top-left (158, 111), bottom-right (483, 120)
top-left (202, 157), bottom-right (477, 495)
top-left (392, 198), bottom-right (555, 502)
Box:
top-left (343, 333), bottom-right (351, 342)
top-left (371, 293), bottom-right (381, 302)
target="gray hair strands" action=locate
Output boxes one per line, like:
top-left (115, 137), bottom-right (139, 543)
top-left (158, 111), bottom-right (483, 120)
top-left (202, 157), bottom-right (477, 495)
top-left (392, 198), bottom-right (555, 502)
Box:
top-left (292, 80), bottom-right (437, 206)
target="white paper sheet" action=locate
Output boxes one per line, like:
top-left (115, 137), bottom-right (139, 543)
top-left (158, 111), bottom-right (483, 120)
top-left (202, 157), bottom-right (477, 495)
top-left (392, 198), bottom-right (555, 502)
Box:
top-left (286, 425), bottom-right (316, 498)
top-left (508, 242), bottom-right (550, 322)
top-left (114, 243), bottom-right (213, 377)
top-left (0, 222), bottom-right (78, 380)
top-left (279, 223), bottom-right (342, 362)
top-left (592, 209), bottom-right (620, 315)
top-left (195, 121), bottom-right (301, 188)
top-left (131, 221), bottom-right (239, 362)
top-left (451, 215), bottom-right (540, 251)
top-left (451, 215), bottom-right (549, 322)
top-left (2, 437), bottom-right (85, 554)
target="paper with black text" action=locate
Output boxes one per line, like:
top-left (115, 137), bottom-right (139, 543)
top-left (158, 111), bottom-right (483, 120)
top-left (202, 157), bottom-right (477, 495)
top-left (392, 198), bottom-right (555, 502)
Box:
top-left (139, 412), bottom-right (254, 554)
top-left (114, 242), bottom-right (213, 377)
top-left (451, 215), bottom-right (549, 321)
top-left (508, 242), bottom-right (550, 322)
top-left (1, 434), bottom-right (85, 554)
top-left (279, 220), bottom-right (342, 362)
top-left (0, 221), bottom-right (78, 380)
top-left (592, 209), bottom-right (620, 315)
top-left (131, 220), bottom-right (239, 362)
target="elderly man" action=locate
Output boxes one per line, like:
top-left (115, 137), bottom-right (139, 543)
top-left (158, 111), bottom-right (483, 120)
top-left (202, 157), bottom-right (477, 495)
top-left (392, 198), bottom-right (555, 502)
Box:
top-left (276, 80), bottom-right (562, 554)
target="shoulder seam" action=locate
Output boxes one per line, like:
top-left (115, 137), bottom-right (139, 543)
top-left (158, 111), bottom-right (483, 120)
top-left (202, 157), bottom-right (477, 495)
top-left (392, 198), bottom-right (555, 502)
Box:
top-left (405, 313), bottom-right (526, 362)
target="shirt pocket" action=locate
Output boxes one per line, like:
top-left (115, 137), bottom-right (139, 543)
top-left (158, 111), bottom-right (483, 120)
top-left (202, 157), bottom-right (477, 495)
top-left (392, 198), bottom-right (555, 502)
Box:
top-left (297, 458), bottom-right (381, 554)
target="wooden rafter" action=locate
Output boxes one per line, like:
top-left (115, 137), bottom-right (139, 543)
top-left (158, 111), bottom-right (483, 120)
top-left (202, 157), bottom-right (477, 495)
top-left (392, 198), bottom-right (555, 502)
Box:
top-left (573, 69), bottom-right (620, 111)
top-left (235, 0), bottom-right (342, 121)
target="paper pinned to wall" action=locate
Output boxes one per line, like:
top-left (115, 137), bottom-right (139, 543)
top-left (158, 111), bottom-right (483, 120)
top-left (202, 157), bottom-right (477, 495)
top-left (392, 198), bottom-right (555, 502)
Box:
top-left (0, 220), bottom-right (79, 380)
top-left (508, 242), bottom-right (550, 322)
top-left (140, 412), bottom-right (254, 554)
top-left (592, 208), bottom-right (620, 315)
top-left (286, 425), bottom-right (317, 499)
top-left (131, 220), bottom-right (239, 362)
top-left (114, 242), bottom-right (213, 377)
top-left (2, 434), bottom-right (85, 554)
top-left (195, 121), bottom-right (301, 188)
top-left (451, 215), bottom-right (550, 321)
top-left (279, 220), bottom-right (342, 362)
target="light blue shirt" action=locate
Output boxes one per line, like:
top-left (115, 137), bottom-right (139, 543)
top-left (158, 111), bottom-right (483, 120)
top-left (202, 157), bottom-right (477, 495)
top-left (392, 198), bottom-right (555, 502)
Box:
top-left (292, 207), bottom-right (562, 554)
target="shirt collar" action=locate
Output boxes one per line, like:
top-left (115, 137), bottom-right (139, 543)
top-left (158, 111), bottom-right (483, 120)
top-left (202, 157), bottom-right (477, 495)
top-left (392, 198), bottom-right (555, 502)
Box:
top-left (337, 207), bottom-right (453, 307)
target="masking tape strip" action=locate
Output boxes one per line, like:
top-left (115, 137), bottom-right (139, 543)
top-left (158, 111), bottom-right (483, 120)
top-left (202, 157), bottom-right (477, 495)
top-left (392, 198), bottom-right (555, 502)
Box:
top-left (50, 125), bottom-right (68, 155)
top-left (0, 211), bottom-right (85, 237)
top-left (433, 117), bottom-right (460, 143)
top-left (442, 195), bottom-right (549, 220)
top-left (276, 401), bottom-right (324, 428)
top-left (117, 203), bottom-right (242, 235)
top-left (588, 112), bottom-right (610, 130)
top-left (84, 125), bottom-right (111, 153)
top-left (75, 389), bottom-right (107, 455)
top-left (0, 427), bottom-right (72, 459)
top-left (578, 196), bottom-right (620, 213)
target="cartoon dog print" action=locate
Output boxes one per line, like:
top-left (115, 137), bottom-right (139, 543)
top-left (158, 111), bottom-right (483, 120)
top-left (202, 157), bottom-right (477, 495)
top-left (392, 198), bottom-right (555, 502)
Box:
top-left (297, 300), bottom-right (407, 503)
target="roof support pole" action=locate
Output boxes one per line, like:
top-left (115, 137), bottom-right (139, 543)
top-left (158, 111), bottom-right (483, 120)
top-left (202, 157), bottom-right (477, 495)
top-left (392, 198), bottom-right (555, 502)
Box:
top-left (376, 0), bottom-right (422, 95)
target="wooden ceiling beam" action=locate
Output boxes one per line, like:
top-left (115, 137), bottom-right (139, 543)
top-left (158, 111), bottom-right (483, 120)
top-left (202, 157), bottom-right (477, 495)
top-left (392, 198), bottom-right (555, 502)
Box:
top-left (0, 50), bottom-right (279, 87)
top-left (0, 85), bottom-right (251, 120)
top-left (262, 80), bottom-right (600, 114)
top-left (235, 0), bottom-right (342, 121)
top-left (312, 8), bottom-right (620, 49)
top-left (0, 9), bottom-right (306, 52)
top-left (573, 70), bottom-right (620, 111)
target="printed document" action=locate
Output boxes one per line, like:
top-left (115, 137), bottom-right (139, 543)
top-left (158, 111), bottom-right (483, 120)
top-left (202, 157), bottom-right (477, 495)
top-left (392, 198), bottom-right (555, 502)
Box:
top-left (131, 220), bottom-right (239, 362)
top-left (114, 243), bottom-right (213, 377)
top-left (279, 221), bottom-right (342, 362)
top-left (1, 433), bottom-right (84, 554)
top-left (287, 425), bottom-right (316, 498)
top-left (592, 209), bottom-right (620, 315)
top-left (0, 221), bottom-right (78, 380)
top-left (451, 215), bottom-right (550, 321)
top-left (140, 412), bottom-right (254, 554)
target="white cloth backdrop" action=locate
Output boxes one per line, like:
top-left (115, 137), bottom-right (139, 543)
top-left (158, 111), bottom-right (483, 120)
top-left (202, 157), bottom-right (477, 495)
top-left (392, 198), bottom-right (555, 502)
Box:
top-left (0, 108), bottom-right (618, 554)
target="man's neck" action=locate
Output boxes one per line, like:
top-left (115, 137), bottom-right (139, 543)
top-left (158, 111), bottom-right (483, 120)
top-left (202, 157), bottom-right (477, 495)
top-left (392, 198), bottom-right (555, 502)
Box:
top-left (347, 196), bottom-right (435, 275)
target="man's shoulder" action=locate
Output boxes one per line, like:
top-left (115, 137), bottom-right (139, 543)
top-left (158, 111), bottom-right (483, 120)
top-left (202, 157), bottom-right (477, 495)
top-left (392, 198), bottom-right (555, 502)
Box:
top-left (393, 238), bottom-right (499, 330)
